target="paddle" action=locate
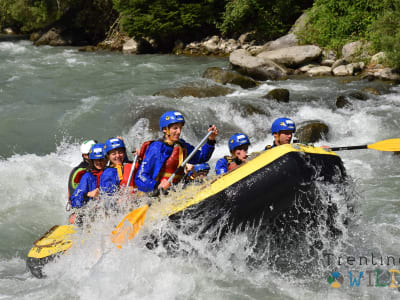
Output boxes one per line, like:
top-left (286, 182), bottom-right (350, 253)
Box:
top-left (330, 138), bottom-right (400, 152)
top-left (110, 130), bottom-right (214, 248)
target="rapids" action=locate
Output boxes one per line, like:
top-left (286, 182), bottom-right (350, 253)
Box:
top-left (1, 40), bottom-right (400, 299)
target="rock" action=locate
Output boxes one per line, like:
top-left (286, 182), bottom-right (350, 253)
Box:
top-left (261, 33), bottom-right (299, 52)
top-left (370, 52), bottom-right (386, 65)
top-left (238, 31), bottom-right (257, 45)
top-left (153, 82), bottom-right (235, 98)
top-left (203, 35), bottom-right (220, 53)
top-left (289, 12), bottom-right (310, 34)
top-left (122, 38), bottom-right (138, 53)
top-left (231, 103), bottom-right (266, 116)
top-left (296, 121), bottom-right (329, 143)
top-left (263, 88), bottom-right (290, 102)
top-left (348, 91), bottom-right (368, 100)
top-left (4, 28), bottom-right (14, 34)
top-left (336, 95), bottom-right (352, 109)
top-left (34, 28), bottom-right (70, 46)
top-left (342, 41), bottom-right (371, 61)
top-left (202, 67), bottom-right (258, 89)
top-left (331, 58), bottom-right (347, 70)
top-left (257, 45), bottom-right (322, 68)
top-left (362, 87), bottom-right (381, 95)
top-left (322, 50), bottom-right (337, 61)
top-left (229, 49), bottom-right (288, 81)
top-left (299, 64), bottom-right (319, 72)
top-left (307, 66), bottom-right (332, 77)
top-left (376, 68), bottom-right (400, 81)
top-left (321, 59), bottom-right (335, 67)
top-left (332, 64), bottom-right (354, 76)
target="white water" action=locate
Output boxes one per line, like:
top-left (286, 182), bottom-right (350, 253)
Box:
top-left (1, 40), bottom-right (400, 299)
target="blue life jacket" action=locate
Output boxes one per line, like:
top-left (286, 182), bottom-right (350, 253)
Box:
top-left (70, 172), bottom-right (97, 208)
top-left (215, 157), bottom-right (229, 175)
top-left (135, 138), bottom-right (215, 192)
top-left (99, 167), bottom-right (120, 195)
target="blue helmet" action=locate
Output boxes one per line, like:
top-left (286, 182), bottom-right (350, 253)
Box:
top-left (228, 133), bottom-right (250, 152)
top-left (104, 138), bottom-right (125, 154)
top-left (159, 111), bottom-right (185, 131)
top-left (271, 118), bottom-right (296, 135)
top-left (89, 143), bottom-right (106, 159)
top-left (194, 163), bottom-right (210, 173)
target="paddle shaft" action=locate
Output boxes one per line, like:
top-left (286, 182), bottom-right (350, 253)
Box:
top-left (126, 153), bottom-right (138, 187)
top-left (168, 130), bottom-right (213, 184)
top-left (331, 145), bottom-right (368, 151)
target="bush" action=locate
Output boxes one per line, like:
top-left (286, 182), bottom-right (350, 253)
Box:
top-left (113, 0), bottom-right (225, 48)
top-left (298, 0), bottom-right (400, 53)
top-left (370, 7), bottom-right (400, 68)
top-left (218, 0), bottom-right (313, 41)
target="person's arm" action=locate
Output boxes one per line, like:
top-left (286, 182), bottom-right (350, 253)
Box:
top-left (134, 143), bottom-right (163, 192)
top-left (70, 173), bottom-right (90, 208)
top-left (215, 158), bottom-right (228, 175)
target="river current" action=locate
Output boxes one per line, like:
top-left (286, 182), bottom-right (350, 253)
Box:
top-left (0, 40), bottom-right (400, 299)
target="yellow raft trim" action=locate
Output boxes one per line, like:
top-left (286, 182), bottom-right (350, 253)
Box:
top-left (154, 144), bottom-right (337, 218)
top-left (27, 225), bottom-right (75, 259)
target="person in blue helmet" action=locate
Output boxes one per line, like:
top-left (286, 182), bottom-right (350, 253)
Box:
top-left (265, 117), bottom-right (296, 150)
top-left (215, 133), bottom-right (251, 175)
top-left (69, 143), bottom-right (108, 223)
top-left (134, 111), bottom-right (218, 193)
top-left (185, 163), bottom-right (210, 182)
top-left (99, 137), bottom-right (133, 195)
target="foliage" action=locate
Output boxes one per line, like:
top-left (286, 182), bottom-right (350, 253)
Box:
top-left (369, 6), bottom-right (400, 68)
top-left (113, 0), bottom-right (225, 43)
top-left (297, 0), bottom-right (400, 52)
top-left (218, 0), bottom-right (313, 40)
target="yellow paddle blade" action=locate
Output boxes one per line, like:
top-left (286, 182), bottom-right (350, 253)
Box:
top-left (27, 225), bottom-right (76, 259)
top-left (110, 205), bottom-right (149, 248)
top-left (367, 139), bottom-right (400, 152)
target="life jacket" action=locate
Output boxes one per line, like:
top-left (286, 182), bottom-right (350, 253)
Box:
top-left (68, 161), bottom-right (88, 204)
top-left (158, 141), bottom-right (187, 184)
top-left (224, 155), bottom-right (243, 172)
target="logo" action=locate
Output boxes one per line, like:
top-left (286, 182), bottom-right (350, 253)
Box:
top-left (280, 121), bottom-right (286, 127)
top-left (328, 272), bottom-right (344, 288)
top-left (165, 116), bottom-right (170, 120)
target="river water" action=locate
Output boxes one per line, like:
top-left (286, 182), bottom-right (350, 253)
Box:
top-left (0, 40), bottom-right (400, 299)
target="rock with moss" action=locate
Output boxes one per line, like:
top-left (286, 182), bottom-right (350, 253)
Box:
top-left (263, 88), bottom-right (290, 102)
top-left (296, 121), bottom-right (329, 143)
top-left (202, 67), bottom-right (258, 89)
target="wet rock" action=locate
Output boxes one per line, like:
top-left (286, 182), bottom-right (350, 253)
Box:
top-left (296, 121), bottom-right (329, 143)
top-left (122, 37), bottom-right (155, 54)
top-left (336, 96), bottom-right (352, 109)
top-left (298, 64), bottom-right (319, 73)
top-left (348, 91), bottom-right (368, 100)
top-left (202, 67), bottom-right (258, 89)
top-left (229, 49), bottom-right (288, 81)
top-left (78, 45), bottom-right (98, 52)
top-left (263, 88), bottom-right (290, 102)
top-left (376, 68), bottom-right (400, 82)
top-left (34, 28), bottom-right (70, 46)
top-left (153, 82), bottom-right (235, 98)
top-left (362, 87), bottom-right (381, 96)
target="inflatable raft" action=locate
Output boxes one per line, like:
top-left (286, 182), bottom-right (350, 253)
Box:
top-left (26, 144), bottom-right (346, 277)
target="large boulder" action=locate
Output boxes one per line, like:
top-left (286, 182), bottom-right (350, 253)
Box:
top-left (122, 37), bottom-right (155, 54)
top-left (342, 41), bottom-right (371, 61)
top-left (336, 96), bottom-right (352, 109)
top-left (153, 82), bottom-right (235, 98)
top-left (229, 49), bottom-right (288, 81)
top-left (34, 28), bottom-right (71, 46)
top-left (254, 33), bottom-right (299, 54)
top-left (202, 67), bottom-right (258, 89)
top-left (257, 45), bottom-right (322, 68)
top-left (296, 121), bottom-right (329, 143)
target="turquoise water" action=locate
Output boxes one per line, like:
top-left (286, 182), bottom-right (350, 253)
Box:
top-left (1, 40), bottom-right (400, 299)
